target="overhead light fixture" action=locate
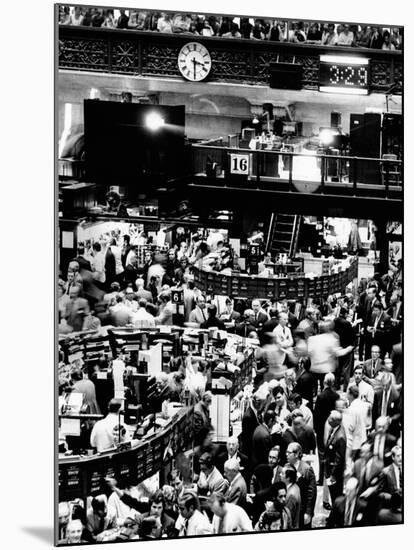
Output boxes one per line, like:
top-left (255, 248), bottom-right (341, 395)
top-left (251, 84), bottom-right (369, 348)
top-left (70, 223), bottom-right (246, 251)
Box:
top-left (252, 116), bottom-right (259, 124)
top-left (145, 112), bottom-right (165, 131)
top-left (319, 86), bottom-right (369, 96)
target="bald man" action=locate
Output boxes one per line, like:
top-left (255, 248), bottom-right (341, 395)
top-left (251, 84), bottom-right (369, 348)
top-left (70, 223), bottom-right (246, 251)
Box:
top-left (324, 410), bottom-right (347, 503)
top-left (61, 519), bottom-right (86, 545)
top-left (223, 458), bottom-right (248, 507)
top-left (218, 436), bottom-right (248, 480)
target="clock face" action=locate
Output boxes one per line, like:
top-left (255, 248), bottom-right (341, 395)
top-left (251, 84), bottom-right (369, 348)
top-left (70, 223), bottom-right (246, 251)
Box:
top-left (319, 55), bottom-right (370, 95)
top-left (178, 42), bottom-right (212, 82)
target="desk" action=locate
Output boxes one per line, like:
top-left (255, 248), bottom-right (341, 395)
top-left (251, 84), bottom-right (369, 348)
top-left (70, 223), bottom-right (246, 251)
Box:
top-left (58, 406), bottom-right (194, 502)
top-left (193, 256), bottom-right (358, 301)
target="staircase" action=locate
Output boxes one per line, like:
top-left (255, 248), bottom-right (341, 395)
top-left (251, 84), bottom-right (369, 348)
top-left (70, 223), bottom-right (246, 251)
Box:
top-left (266, 213), bottom-right (302, 258)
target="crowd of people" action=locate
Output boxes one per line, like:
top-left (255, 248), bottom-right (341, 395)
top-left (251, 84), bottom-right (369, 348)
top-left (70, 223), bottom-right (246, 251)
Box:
top-left (58, 225), bottom-right (402, 543)
top-left (58, 5), bottom-right (403, 51)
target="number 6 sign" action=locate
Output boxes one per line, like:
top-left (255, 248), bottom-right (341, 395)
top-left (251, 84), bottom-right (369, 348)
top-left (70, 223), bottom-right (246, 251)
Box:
top-left (230, 153), bottom-right (250, 175)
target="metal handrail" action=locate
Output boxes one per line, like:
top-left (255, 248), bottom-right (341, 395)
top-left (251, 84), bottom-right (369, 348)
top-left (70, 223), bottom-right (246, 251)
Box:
top-left (191, 143), bottom-right (402, 164)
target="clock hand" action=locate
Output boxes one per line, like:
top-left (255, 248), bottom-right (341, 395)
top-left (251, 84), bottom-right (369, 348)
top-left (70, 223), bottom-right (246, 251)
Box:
top-left (192, 56), bottom-right (197, 79)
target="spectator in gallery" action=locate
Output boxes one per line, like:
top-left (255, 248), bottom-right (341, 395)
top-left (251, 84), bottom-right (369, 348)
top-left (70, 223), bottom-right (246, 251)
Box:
top-left (116, 9), bottom-right (130, 29)
top-left (200, 19), bottom-right (215, 37)
top-left (289, 22), bottom-right (307, 43)
top-left (252, 20), bottom-right (266, 40)
top-left (91, 8), bottom-right (105, 28)
top-left (157, 12), bottom-right (173, 33)
top-left (136, 11), bottom-right (150, 30)
top-left (240, 17), bottom-right (253, 39)
top-left (382, 31), bottom-right (396, 50)
top-left (70, 6), bottom-right (84, 26)
top-left (355, 25), bottom-right (372, 47)
top-left (369, 27), bottom-right (384, 49)
top-left (172, 13), bottom-right (192, 33)
top-left (307, 22), bottom-right (322, 42)
top-left (337, 24), bottom-right (354, 46)
top-left (59, 6), bottom-right (71, 25)
top-left (269, 21), bottom-right (285, 42)
top-left (390, 27), bottom-right (402, 49)
top-left (101, 9), bottom-right (116, 28)
top-left (322, 23), bottom-right (338, 45)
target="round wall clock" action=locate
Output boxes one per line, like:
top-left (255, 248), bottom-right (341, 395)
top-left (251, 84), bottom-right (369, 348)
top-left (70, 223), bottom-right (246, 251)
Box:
top-left (177, 42), bottom-right (212, 82)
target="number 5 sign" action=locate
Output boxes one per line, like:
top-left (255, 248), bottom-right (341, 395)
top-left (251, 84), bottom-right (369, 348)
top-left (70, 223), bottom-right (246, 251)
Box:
top-left (230, 153), bottom-right (250, 175)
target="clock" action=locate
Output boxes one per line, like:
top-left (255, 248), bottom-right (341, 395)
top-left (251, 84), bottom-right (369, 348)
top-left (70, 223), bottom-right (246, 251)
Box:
top-left (319, 55), bottom-right (370, 95)
top-left (177, 42), bottom-right (212, 82)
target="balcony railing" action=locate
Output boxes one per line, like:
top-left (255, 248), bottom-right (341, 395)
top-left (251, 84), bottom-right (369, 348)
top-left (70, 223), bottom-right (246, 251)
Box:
top-left (191, 143), bottom-right (402, 199)
top-left (58, 26), bottom-right (402, 93)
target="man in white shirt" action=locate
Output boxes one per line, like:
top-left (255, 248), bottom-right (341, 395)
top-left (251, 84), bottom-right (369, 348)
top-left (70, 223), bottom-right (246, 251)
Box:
top-left (346, 385), bottom-right (368, 459)
top-left (124, 287), bottom-right (138, 313)
top-left (273, 312), bottom-right (294, 362)
top-left (209, 493), bottom-right (252, 533)
top-left (90, 399), bottom-right (128, 453)
top-left (176, 491), bottom-right (213, 536)
top-left (347, 364), bottom-right (374, 429)
top-left (131, 299), bottom-right (155, 329)
top-left (189, 294), bottom-right (208, 326)
top-left (337, 24), bottom-right (354, 46)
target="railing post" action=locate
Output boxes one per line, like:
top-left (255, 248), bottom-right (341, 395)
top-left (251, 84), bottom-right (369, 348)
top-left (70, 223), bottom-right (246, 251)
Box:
top-left (352, 157), bottom-right (357, 196)
top-left (288, 154), bottom-right (293, 191)
top-left (256, 152), bottom-right (261, 187)
top-left (320, 155), bottom-right (325, 194)
top-left (385, 161), bottom-right (390, 198)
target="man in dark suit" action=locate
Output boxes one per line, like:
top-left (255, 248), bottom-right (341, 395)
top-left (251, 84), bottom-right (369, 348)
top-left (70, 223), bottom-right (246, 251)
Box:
top-left (327, 477), bottom-right (368, 528)
top-left (324, 410), bottom-right (347, 504)
top-left (368, 416), bottom-right (397, 467)
top-left (357, 284), bottom-right (378, 360)
top-left (293, 353), bottom-right (314, 411)
top-left (252, 410), bottom-right (277, 469)
top-left (251, 299), bottom-right (269, 331)
top-left (390, 342), bottom-right (402, 386)
top-left (367, 302), bottom-right (392, 358)
top-left (334, 307), bottom-right (356, 389)
top-left (377, 492), bottom-right (402, 525)
top-left (285, 442), bottom-right (317, 529)
top-left (363, 345), bottom-right (384, 384)
top-left (260, 308), bottom-right (279, 344)
top-left (216, 436), bottom-right (249, 481)
top-left (240, 394), bottom-right (263, 461)
top-left (378, 445), bottom-right (402, 501)
top-left (281, 409), bottom-right (316, 458)
top-left (352, 442), bottom-right (383, 496)
top-left (371, 373), bottom-right (401, 438)
top-left (313, 373), bottom-right (339, 484)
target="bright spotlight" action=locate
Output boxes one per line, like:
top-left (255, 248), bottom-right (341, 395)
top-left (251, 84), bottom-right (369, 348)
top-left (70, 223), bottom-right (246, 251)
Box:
top-left (145, 112), bottom-right (165, 131)
top-left (319, 128), bottom-right (335, 147)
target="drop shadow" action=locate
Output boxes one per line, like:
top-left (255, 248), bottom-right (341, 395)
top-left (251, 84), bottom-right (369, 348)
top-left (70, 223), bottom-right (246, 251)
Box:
top-left (21, 526), bottom-right (54, 545)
